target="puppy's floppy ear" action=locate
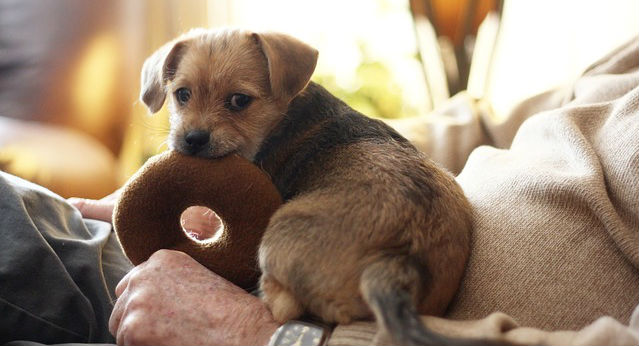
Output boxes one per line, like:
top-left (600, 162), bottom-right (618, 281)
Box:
top-left (252, 32), bottom-right (318, 102)
top-left (140, 40), bottom-right (190, 113)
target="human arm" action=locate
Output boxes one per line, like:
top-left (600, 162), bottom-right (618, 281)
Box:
top-left (384, 89), bottom-right (566, 174)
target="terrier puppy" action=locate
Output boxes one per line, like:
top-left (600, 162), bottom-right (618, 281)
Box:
top-left (140, 28), bottom-right (474, 345)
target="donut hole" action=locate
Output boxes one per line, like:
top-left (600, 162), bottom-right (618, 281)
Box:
top-left (180, 206), bottom-right (225, 243)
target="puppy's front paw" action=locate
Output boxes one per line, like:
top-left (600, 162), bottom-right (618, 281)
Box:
top-left (261, 275), bottom-right (303, 323)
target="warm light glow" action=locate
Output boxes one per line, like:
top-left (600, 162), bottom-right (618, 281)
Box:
top-left (0, 130), bottom-right (117, 198)
top-left (0, 145), bottom-right (48, 183)
top-left (414, 17), bottom-right (448, 109)
top-left (467, 12), bottom-right (500, 101)
top-left (483, 0), bottom-right (638, 118)
top-left (71, 32), bottom-right (120, 134)
top-left (208, 0), bottom-right (431, 117)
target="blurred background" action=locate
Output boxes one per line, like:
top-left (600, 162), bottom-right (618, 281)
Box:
top-left (0, 0), bottom-right (637, 198)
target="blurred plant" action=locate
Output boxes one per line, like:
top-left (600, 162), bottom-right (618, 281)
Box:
top-left (312, 41), bottom-right (417, 119)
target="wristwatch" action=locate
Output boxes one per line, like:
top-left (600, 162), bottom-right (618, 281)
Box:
top-left (267, 320), bottom-right (331, 346)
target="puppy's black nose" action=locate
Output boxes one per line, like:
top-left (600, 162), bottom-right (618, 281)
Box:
top-left (184, 130), bottom-right (210, 154)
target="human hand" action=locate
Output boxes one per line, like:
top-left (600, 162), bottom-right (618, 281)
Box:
top-left (69, 190), bottom-right (220, 240)
top-left (68, 188), bottom-right (121, 222)
top-left (180, 206), bottom-right (223, 241)
top-left (109, 249), bottom-right (279, 345)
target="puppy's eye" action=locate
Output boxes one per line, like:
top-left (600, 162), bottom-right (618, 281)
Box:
top-left (175, 88), bottom-right (191, 105)
top-left (226, 93), bottom-right (252, 111)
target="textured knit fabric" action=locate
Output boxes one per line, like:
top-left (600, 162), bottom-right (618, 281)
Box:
top-left (331, 38), bottom-right (639, 345)
top-left (447, 38), bottom-right (638, 328)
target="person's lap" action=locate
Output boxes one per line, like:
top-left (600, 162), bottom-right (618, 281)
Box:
top-left (0, 172), bottom-right (132, 344)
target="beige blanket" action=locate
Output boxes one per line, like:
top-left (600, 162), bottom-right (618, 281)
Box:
top-left (329, 38), bottom-right (639, 346)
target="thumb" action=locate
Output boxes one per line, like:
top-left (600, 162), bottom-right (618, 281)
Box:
top-left (181, 206), bottom-right (222, 240)
top-left (68, 197), bottom-right (115, 223)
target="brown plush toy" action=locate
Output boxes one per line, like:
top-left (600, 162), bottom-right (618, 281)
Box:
top-left (113, 150), bottom-right (282, 290)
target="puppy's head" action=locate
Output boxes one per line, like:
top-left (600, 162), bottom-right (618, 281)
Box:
top-left (140, 28), bottom-right (318, 159)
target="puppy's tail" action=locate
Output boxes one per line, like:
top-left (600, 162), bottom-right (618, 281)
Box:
top-left (360, 256), bottom-right (509, 346)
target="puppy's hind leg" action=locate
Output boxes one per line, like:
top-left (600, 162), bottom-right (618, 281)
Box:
top-left (261, 274), bottom-right (304, 323)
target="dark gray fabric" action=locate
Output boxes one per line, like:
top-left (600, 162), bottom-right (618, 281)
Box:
top-left (0, 172), bottom-right (132, 344)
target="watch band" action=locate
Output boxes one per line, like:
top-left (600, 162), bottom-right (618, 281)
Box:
top-left (267, 320), bottom-right (331, 346)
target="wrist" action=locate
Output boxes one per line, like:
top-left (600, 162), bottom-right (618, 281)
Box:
top-left (255, 320), bottom-right (281, 346)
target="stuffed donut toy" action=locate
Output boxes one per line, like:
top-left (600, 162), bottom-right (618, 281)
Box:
top-left (113, 150), bottom-right (282, 289)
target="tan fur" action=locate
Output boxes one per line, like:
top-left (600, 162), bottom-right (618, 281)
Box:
top-left (140, 28), bottom-right (473, 342)
top-left (140, 28), bottom-right (316, 159)
top-left (259, 141), bottom-right (471, 323)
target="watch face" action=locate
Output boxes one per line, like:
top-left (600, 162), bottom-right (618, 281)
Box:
top-left (276, 322), bottom-right (325, 346)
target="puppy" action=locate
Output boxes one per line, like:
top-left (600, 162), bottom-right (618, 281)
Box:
top-left (140, 28), bottom-right (475, 345)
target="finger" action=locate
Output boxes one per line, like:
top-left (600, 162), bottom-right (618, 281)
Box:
top-left (181, 207), bottom-right (222, 240)
top-left (206, 210), bottom-right (223, 229)
top-left (67, 198), bottom-right (115, 222)
top-left (109, 285), bottom-right (128, 337)
top-left (182, 220), bottom-right (217, 240)
top-left (110, 265), bottom-right (147, 339)
top-left (115, 274), bottom-right (130, 298)
top-left (115, 265), bottom-right (140, 297)
top-left (102, 188), bottom-right (123, 202)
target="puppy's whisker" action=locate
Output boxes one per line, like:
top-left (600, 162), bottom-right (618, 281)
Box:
top-left (134, 120), bottom-right (171, 145)
top-left (155, 139), bottom-right (169, 152)
top-left (141, 123), bottom-right (170, 135)
top-left (133, 116), bottom-right (170, 131)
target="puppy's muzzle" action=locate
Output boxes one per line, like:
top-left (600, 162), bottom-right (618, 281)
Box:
top-left (183, 130), bottom-right (210, 155)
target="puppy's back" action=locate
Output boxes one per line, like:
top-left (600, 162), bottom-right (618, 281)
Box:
top-left (256, 82), bottom-right (472, 329)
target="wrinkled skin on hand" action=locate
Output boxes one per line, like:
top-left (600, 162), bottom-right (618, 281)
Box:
top-left (109, 249), bottom-right (279, 345)
top-left (70, 192), bottom-right (274, 345)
